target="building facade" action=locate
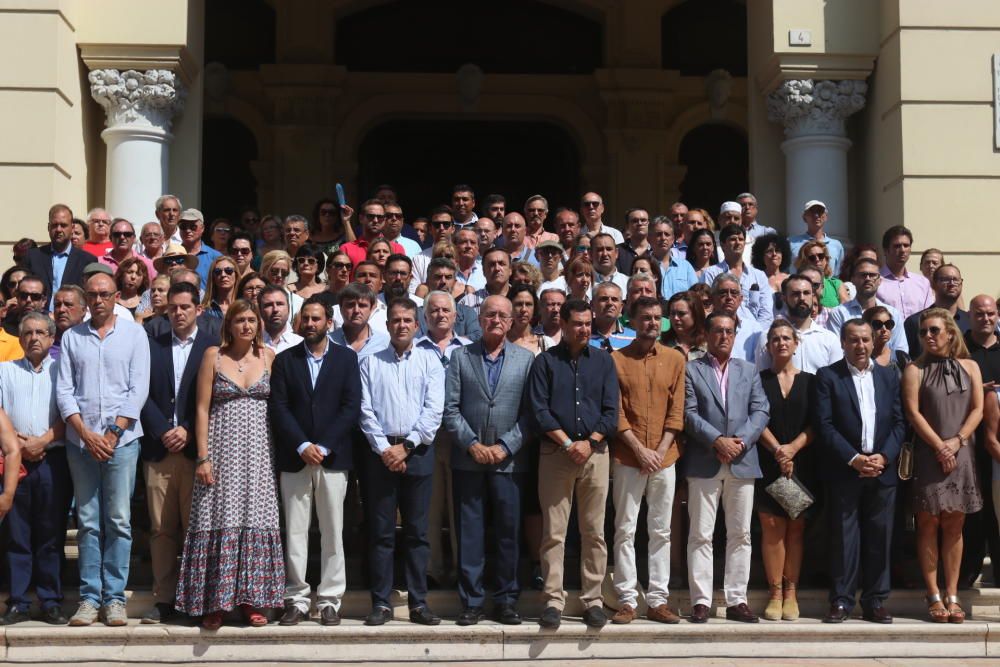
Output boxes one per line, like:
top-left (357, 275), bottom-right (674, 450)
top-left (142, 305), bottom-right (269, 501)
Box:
top-left (3, 0), bottom-right (999, 294)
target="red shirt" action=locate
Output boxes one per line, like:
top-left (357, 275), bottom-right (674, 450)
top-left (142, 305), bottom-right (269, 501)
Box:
top-left (340, 237), bottom-right (405, 269)
top-left (82, 241), bottom-right (112, 258)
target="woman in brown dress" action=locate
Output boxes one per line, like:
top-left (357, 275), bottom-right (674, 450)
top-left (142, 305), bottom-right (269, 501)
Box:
top-left (902, 308), bottom-right (983, 623)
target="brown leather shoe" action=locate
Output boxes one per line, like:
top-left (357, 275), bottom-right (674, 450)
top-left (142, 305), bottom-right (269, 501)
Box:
top-left (725, 602), bottom-right (759, 623)
top-left (824, 603), bottom-right (849, 623)
top-left (611, 605), bottom-right (636, 624)
top-left (688, 603), bottom-right (710, 623)
top-left (647, 604), bottom-right (681, 624)
top-left (862, 606), bottom-right (893, 624)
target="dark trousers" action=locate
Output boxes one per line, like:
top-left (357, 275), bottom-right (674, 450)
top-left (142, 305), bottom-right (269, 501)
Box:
top-left (828, 478), bottom-right (895, 611)
top-left (959, 441), bottom-right (1000, 585)
top-left (365, 453), bottom-right (432, 610)
top-left (4, 448), bottom-right (71, 611)
top-left (453, 469), bottom-right (523, 609)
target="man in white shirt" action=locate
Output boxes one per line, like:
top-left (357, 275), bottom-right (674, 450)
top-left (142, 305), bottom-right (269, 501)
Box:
top-left (579, 192), bottom-right (624, 244)
top-left (259, 286), bottom-right (303, 353)
top-left (756, 275), bottom-right (842, 372)
top-left (333, 262), bottom-right (388, 333)
top-left (710, 273), bottom-right (762, 363)
top-left (591, 233), bottom-right (629, 294)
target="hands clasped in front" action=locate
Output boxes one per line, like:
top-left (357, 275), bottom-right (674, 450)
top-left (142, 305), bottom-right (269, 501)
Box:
top-left (713, 436), bottom-right (744, 465)
top-left (850, 453), bottom-right (887, 478)
top-left (469, 442), bottom-right (509, 466)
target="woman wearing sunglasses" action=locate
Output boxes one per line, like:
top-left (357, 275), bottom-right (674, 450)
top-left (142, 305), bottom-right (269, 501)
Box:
top-left (202, 255), bottom-right (239, 319)
top-left (291, 245), bottom-right (327, 300)
top-left (324, 250), bottom-right (353, 301)
top-left (863, 306), bottom-right (910, 376)
top-left (794, 240), bottom-right (849, 307)
top-left (902, 308), bottom-right (984, 624)
top-left (259, 250), bottom-right (303, 321)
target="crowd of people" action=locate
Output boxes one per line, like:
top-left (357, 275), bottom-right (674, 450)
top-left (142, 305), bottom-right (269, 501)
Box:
top-left (0, 186), bottom-right (998, 633)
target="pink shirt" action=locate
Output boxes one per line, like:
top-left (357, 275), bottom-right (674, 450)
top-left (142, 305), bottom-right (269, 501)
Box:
top-left (876, 266), bottom-right (933, 319)
top-left (524, 228), bottom-right (559, 249)
top-left (707, 353), bottom-right (730, 410)
top-left (99, 249), bottom-right (158, 279)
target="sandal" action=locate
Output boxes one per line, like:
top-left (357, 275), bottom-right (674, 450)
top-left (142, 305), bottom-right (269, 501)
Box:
top-left (201, 611), bottom-right (224, 630)
top-left (241, 605), bottom-right (268, 627)
top-left (945, 595), bottom-right (966, 624)
top-left (926, 594), bottom-right (949, 623)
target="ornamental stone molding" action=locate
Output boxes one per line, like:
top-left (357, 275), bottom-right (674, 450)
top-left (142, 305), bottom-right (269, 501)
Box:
top-left (766, 79), bottom-right (867, 138)
top-left (88, 68), bottom-right (186, 132)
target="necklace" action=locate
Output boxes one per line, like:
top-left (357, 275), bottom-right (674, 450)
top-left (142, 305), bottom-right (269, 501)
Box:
top-left (235, 351), bottom-right (253, 373)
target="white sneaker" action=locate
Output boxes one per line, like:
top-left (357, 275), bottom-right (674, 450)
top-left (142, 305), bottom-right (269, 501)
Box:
top-left (69, 601), bottom-right (100, 626)
top-left (102, 600), bottom-right (128, 626)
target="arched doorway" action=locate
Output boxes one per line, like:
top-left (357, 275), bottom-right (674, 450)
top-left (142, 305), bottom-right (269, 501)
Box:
top-left (201, 117), bottom-right (259, 222)
top-left (357, 119), bottom-right (581, 220)
top-left (678, 123), bottom-right (749, 217)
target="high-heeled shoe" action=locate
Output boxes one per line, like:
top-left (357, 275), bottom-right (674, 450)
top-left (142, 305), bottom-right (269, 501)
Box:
top-left (241, 605), bottom-right (268, 627)
top-left (201, 611), bottom-right (224, 630)
top-left (762, 581), bottom-right (782, 621)
top-left (782, 578), bottom-right (799, 621)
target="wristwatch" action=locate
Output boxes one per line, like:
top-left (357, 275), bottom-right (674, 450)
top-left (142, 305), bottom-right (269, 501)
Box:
top-left (588, 437), bottom-right (604, 452)
top-left (108, 424), bottom-right (125, 440)
top-left (403, 439), bottom-right (417, 454)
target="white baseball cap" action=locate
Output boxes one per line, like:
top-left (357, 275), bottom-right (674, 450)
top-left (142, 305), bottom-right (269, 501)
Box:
top-left (719, 201), bottom-right (742, 215)
top-left (802, 200), bottom-right (827, 212)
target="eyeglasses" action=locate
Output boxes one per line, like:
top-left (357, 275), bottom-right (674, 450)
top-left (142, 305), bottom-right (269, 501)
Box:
top-left (363, 213), bottom-right (385, 221)
top-left (936, 277), bottom-right (963, 285)
top-left (715, 289), bottom-right (741, 297)
top-left (162, 255), bottom-right (187, 266)
top-left (526, 208), bottom-right (546, 214)
top-left (806, 253), bottom-right (827, 262)
top-left (582, 201), bottom-right (601, 208)
top-left (231, 247), bottom-right (252, 256)
top-left (111, 231), bottom-right (134, 240)
top-left (385, 269), bottom-right (409, 278)
top-left (296, 257), bottom-right (318, 266)
top-left (213, 267), bottom-right (235, 276)
top-left (85, 290), bottom-right (115, 301)
top-left (919, 326), bottom-right (943, 338)
top-left (710, 328), bottom-right (736, 337)
top-left (575, 245), bottom-right (590, 252)
top-left (481, 311), bottom-right (513, 321)
top-left (432, 220), bottom-right (453, 229)
top-left (178, 222), bottom-right (199, 231)
top-left (17, 291), bottom-right (45, 301)
top-left (269, 269), bottom-right (290, 278)
top-left (214, 227), bottom-right (232, 234)
top-left (330, 261), bottom-right (352, 270)
top-left (855, 272), bottom-right (880, 281)
top-left (870, 319), bottom-right (895, 331)
top-left (243, 284), bottom-right (264, 294)
top-left (385, 213), bottom-right (403, 221)
top-left (90, 219), bottom-right (110, 226)
top-left (319, 208), bottom-right (337, 216)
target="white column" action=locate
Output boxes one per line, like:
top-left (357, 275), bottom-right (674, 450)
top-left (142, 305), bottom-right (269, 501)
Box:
top-left (89, 69), bottom-right (185, 225)
top-left (766, 79), bottom-right (867, 239)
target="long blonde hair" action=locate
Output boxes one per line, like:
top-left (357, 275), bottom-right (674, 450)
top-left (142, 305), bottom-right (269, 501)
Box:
top-left (916, 307), bottom-right (969, 363)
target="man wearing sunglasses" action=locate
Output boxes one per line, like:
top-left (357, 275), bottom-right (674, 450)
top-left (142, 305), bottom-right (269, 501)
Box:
top-left (177, 209), bottom-right (220, 290)
top-left (81, 208), bottom-right (114, 259)
top-left (340, 199), bottom-right (405, 269)
top-left (98, 220), bottom-right (155, 279)
top-left (789, 200), bottom-right (845, 276)
top-left (827, 258), bottom-right (909, 355)
top-left (411, 206), bottom-right (457, 291)
top-left (903, 264), bottom-right (970, 358)
top-left (1, 274), bottom-right (48, 349)
top-left (26, 203), bottom-right (98, 310)
top-left (578, 192), bottom-right (624, 244)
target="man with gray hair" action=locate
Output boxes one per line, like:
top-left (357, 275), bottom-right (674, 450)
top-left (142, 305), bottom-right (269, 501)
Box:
top-left (590, 282), bottom-right (634, 351)
top-left (154, 195), bottom-right (182, 245)
top-left (284, 214), bottom-right (311, 257)
top-left (736, 192), bottom-right (776, 241)
top-left (523, 195), bottom-right (558, 249)
top-left (138, 222), bottom-right (167, 264)
top-left (0, 312), bottom-right (70, 625)
top-left (711, 272), bottom-right (763, 362)
top-left (415, 290), bottom-right (472, 588)
top-left (50, 285), bottom-right (87, 360)
top-left (82, 208), bottom-right (113, 258)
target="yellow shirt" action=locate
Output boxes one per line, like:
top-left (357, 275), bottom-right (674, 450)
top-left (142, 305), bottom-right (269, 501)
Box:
top-left (0, 329), bottom-right (24, 362)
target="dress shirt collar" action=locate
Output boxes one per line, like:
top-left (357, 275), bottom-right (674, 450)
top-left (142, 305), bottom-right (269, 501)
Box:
top-left (880, 265), bottom-right (912, 281)
top-left (172, 326), bottom-right (198, 347)
top-left (306, 338), bottom-right (330, 361)
top-left (17, 355), bottom-right (53, 374)
top-left (265, 321), bottom-right (294, 344)
top-left (847, 357), bottom-right (876, 378)
top-left (708, 352), bottom-right (730, 372)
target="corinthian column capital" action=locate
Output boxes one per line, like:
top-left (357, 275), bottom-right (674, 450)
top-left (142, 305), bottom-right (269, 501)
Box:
top-left (766, 79), bottom-right (867, 138)
top-left (88, 68), bottom-right (186, 132)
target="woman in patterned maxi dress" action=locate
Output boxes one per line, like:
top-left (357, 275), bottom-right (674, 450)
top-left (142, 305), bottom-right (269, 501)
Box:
top-left (175, 299), bottom-right (284, 629)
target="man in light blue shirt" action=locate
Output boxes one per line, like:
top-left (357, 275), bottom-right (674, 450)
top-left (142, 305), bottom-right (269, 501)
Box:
top-left (700, 224), bottom-right (774, 329)
top-left (330, 282), bottom-right (390, 360)
top-left (359, 297), bottom-right (445, 627)
top-left (710, 273), bottom-right (762, 362)
top-left (788, 200), bottom-right (845, 276)
top-left (177, 208), bottom-right (221, 289)
top-left (650, 218), bottom-right (697, 299)
top-left (826, 257), bottom-right (909, 354)
top-left (56, 272), bottom-right (150, 626)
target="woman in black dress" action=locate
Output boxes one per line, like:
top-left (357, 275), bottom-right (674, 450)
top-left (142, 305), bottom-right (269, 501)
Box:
top-left (755, 319), bottom-right (816, 622)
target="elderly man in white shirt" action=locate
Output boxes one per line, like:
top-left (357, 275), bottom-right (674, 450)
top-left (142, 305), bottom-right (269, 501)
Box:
top-left (755, 275), bottom-right (842, 372)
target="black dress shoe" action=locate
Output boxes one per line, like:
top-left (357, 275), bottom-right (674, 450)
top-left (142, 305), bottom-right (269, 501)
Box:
top-left (688, 603), bottom-right (710, 623)
top-left (725, 602), bottom-right (759, 623)
top-left (42, 605), bottom-right (68, 625)
top-left (824, 603), bottom-right (849, 623)
top-left (365, 606), bottom-right (392, 626)
top-left (320, 606), bottom-right (341, 626)
top-left (0, 608), bottom-right (31, 625)
top-left (539, 606), bottom-right (561, 629)
top-left (279, 605), bottom-right (308, 626)
top-left (863, 606), bottom-right (893, 624)
top-left (494, 604), bottom-right (522, 625)
top-left (582, 606), bottom-right (608, 628)
top-left (409, 606), bottom-right (441, 626)
top-left (456, 607), bottom-right (485, 626)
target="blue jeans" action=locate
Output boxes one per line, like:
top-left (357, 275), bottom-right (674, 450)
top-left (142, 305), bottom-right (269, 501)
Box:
top-left (66, 439), bottom-right (139, 606)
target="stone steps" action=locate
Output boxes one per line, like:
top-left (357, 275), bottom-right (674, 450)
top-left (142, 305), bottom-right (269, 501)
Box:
top-left (0, 618), bottom-right (996, 662)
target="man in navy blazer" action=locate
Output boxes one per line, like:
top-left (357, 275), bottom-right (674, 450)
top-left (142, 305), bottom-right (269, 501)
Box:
top-left (684, 311), bottom-right (769, 624)
top-left (443, 295), bottom-right (533, 626)
top-left (814, 318), bottom-right (906, 624)
top-left (138, 282), bottom-right (218, 623)
top-left (269, 295), bottom-right (361, 626)
top-left (25, 204), bottom-right (97, 306)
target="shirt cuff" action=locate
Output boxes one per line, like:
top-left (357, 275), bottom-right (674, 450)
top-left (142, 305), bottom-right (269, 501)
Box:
top-left (298, 442), bottom-right (328, 457)
top-left (297, 442), bottom-right (312, 455)
top-left (498, 439), bottom-right (511, 457)
top-left (372, 437), bottom-right (390, 455)
top-left (848, 453), bottom-right (859, 467)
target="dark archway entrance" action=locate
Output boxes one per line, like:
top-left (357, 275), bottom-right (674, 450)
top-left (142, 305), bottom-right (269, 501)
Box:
top-left (678, 123), bottom-right (749, 217)
top-left (358, 120), bottom-right (581, 220)
top-left (201, 117), bottom-right (259, 222)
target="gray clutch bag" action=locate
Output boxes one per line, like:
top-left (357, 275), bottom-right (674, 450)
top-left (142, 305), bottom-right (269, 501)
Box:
top-left (764, 475), bottom-right (814, 520)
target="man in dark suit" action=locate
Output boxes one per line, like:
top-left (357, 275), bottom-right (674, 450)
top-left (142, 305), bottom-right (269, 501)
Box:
top-left (815, 318), bottom-right (906, 624)
top-left (25, 204), bottom-right (97, 307)
top-left (138, 282), bottom-right (218, 623)
top-left (443, 295), bottom-right (534, 626)
top-left (143, 266), bottom-right (222, 340)
top-left (270, 295), bottom-right (361, 627)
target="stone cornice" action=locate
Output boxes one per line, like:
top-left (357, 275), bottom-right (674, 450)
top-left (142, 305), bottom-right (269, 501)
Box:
top-left (754, 53), bottom-right (875, 95)
top-left (80, 43), bottom-right (198, 86)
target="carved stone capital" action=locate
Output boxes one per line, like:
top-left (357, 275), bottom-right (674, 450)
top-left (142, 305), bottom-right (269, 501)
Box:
top-left (766, 79), bottom-right (866, 138)
top-left (89, 69), bottom-right (185, 132)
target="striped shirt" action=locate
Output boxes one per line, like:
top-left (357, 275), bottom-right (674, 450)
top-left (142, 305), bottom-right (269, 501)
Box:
top-left (0, 356), bottom-right (62, 448)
